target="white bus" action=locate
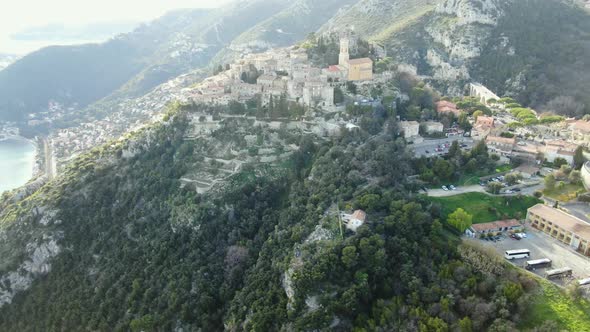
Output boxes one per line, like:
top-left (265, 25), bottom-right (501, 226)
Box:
top-left (525, 258), bottom-right (552, 270)
top-left (545, 267), bottom-right (573, 279)
top-left (504, 249), bottom-right (530, 260)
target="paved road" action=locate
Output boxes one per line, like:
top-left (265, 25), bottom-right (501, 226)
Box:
top-left (481, 225), bottom-right (590, 284)
top-left (426, 183), bottom-right (543, 198)
top-left (42, 138), bottom-right (56, 180)
top-left (427, 185), bottom-right (486, 197)
top-left (412, 137), bottom-right (475, 158)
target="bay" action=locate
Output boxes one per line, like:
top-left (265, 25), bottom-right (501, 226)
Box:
top-left (0, 138), bottom-right (36, 194)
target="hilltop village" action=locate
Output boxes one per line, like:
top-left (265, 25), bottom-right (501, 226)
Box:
top-left (185, 34), bottom-right (373, 109)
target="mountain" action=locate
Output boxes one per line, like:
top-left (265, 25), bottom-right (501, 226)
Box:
top-left (0, 102), bottom-right (573, 330)
top-left (367, 0), bottom-right (590, 114)
top-left (0, 0), bottom-right (292, 123)
top-left (0, 9), bottom-right (214, 122)
top-left (0, 54), bottom-right (19, 72)
top-left (3, 0), bottom-right (589, 124)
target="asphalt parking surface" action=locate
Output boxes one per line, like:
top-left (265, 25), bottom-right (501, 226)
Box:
top-left (480, 224), bottom-right (590, 285)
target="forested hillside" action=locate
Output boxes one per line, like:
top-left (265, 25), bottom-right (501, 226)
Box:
top-left (0, 102), bottom-right (574, 331)
top-left (473, 0), bottom-right (590, 116)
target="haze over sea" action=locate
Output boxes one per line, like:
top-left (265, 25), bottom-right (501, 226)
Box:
top-left (0, 138), bottom-right (36, 193)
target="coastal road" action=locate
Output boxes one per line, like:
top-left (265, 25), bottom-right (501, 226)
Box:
top-left (42, 138), bottom-right (55, 180)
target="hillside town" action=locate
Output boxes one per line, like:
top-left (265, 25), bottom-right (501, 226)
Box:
top-left (9, 32), bottom-right (590, 274)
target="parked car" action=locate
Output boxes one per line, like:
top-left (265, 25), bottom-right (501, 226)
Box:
top-left (442, 186), bottom-right (449, 191)
top-left (449, 185), bottom-right (456, 190)
top-left (513, 188), bottom-right (521, 192)
top-left (425, 150), bottom-right (430, 153)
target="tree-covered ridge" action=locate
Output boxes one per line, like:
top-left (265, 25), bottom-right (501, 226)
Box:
top-left (0, 101), bottom-right (571, 331)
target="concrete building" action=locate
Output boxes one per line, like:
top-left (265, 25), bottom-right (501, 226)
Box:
top-left (423, 121), bottom-right (444, 134)
top-left (486, 136), bottom-right (516, 156)
top-left (527, 204), bottom-right (590, 257)
top-left (302, 81), bottom-right (334, 107)
top-left (400, 121), bottom-right (420, 140)
top-left (465, 219), bottom-right (522, 238)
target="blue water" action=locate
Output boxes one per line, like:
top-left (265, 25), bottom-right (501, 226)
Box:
top-left (0, 138), bottom-right (36, 194)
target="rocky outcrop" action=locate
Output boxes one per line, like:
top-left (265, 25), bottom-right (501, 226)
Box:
top-left (0, 235), bottom-right (61, 306)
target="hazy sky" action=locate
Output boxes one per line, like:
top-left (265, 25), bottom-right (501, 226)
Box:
top-left (0, 0), bottom-right (229, 54)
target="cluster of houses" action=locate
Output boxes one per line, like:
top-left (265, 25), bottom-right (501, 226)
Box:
top-left (187, 34), bottom-right (374, 110)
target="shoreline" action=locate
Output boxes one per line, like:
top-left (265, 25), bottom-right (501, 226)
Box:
top-left (0, 135), bottom-right (40, 187)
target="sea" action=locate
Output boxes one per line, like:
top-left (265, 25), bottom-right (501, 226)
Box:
top-left (0, 138), bottom-right (36, 194)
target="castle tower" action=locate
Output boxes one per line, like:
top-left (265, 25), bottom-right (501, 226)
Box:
top-left (338, 36), bottom-right (350, 67)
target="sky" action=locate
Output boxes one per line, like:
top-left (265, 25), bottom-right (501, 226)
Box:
top-left (0, 0), bottom-right (229, 54)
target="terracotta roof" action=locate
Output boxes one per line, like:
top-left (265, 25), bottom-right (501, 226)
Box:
top-left (348, 58), bottom-right (373, 65)
top-left (328, 65), bottom-right (341, 72)
top-left (528, 204), bottom-right (590, 240)
top-left (486, 135), bottom-right (516, 145)
top-left (571, 120), bottom-right (590, 133)
top-left (546, 140), bottom-right (578, 151)
top-left (351, 210), bottom-right (367, 222)
top-left (435, 100), bottom-right (457, 109)
top-left (476, 116), bottom-right (495, 127)
top-left (470, 219), bottom-right (521, 232)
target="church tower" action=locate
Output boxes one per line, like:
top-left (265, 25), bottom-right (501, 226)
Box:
top-left (338, 36), bottom-right (350, 67)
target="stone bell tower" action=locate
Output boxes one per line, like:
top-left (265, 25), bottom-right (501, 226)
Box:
top-left (338, 36), bottom-right (350, 68)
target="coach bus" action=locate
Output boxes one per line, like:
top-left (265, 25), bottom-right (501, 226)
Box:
top-left (504, 249), bottom-right (530, 260)
top-left (545, 267), bottom-right (573, 279)
top-left (525, 258), bottom-right (552, 270)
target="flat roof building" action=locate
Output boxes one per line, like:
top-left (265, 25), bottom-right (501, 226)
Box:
top-left (527, 204), bottom-right (590, 257)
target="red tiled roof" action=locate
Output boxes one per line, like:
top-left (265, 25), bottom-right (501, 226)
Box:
top-left (351, 210), bottom-right (367, 222)
top-left (328, 65), bottom-right (341, 72)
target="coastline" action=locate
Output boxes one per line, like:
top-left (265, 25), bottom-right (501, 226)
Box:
top-left (0, 136), bottom-right (40, 193)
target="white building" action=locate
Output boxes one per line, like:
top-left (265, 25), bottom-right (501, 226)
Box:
top-left (422, 121), bottom-right (444, 134)
top-left (400, 121), bottom-right (420, 139)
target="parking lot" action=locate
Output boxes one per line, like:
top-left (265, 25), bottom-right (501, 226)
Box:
top-left (412, 137), bottom-right (474, 157)
top-left (481, 225), bottom-right (590, 285)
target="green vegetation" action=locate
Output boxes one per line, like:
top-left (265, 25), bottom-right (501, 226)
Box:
top-left (475, 0), bottom-right (590, 116)
top-left (428, 192), bottom-right (541, 223)
top-left (0, 99), bottom-right (570, 330)
top-left (543, 182), bottom-right (586, 202)
top-left (447, 208), bottom-right (473, 232)
top-left (519, 279), bottom-right (590, 331)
